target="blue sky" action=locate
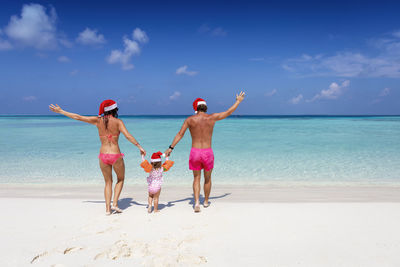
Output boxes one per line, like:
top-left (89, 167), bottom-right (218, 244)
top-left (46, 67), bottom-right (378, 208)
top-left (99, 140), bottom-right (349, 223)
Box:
top-left (0, 0), bottom-right (399, 115)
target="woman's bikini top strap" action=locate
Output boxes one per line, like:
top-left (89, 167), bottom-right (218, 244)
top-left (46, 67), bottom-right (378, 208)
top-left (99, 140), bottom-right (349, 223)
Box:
top-left (100, 133), bottom-right (119, 141)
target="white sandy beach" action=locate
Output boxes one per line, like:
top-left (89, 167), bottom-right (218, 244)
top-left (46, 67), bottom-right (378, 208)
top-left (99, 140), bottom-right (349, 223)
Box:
top-left (1, 185), bottom-right (400, 267)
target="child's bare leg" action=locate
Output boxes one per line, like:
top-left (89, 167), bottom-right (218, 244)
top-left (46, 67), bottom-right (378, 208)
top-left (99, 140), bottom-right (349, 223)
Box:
top-left (148, 193), bottom-right (153, 213)
top-left (154, 189), bottom-right (161, 212)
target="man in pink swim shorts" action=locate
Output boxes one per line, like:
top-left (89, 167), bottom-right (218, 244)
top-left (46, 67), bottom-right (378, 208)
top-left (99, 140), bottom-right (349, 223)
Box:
top-left (165, 91), bottom-right (246, 212)
top-left (189, 147), bottom-right (214, 171)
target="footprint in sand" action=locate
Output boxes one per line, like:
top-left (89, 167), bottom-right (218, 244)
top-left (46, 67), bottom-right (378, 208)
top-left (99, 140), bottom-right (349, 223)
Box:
top-left (94, 251), bottom-right (107, 260)
top-left (94, 240), bottom-right (133, 261)
top-left (177, 254), bottom-right (208, 265)
top-left (96, 226), bottom-right (113, 234)
top-left (63, 246), bottom-right (83, 254)
top-left (31, 251), bottom-right (49, 264)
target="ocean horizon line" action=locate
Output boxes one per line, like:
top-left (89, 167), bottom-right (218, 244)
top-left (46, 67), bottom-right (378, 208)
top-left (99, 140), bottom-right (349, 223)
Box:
top-left (1, 114), bottom-right (400, 117)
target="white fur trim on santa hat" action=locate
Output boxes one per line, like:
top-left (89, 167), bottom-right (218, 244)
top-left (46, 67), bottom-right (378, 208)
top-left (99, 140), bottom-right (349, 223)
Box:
top-left (197, 101), bottom-right (207, 106)
top-left (104, 103), bottom-right (118, 112)
top-left (150, 158), bottom-right (162, 162)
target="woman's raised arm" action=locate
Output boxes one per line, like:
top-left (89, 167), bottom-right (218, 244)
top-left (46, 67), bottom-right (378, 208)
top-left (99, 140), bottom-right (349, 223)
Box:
top-left (118, 119), bottom-right (146, 156)
top-left (49, 104), bottom-right (98, 125)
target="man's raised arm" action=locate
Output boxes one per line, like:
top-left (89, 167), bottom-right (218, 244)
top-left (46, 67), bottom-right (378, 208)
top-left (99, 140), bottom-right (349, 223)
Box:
top-left (164, 118), bottom-right (189, 156)
top-left (211, 91), bottom-right (245, 121)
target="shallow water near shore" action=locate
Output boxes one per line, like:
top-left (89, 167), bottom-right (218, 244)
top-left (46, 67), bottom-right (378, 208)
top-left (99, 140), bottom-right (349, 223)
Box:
top-left (1, 115), bottom-right (400, 185)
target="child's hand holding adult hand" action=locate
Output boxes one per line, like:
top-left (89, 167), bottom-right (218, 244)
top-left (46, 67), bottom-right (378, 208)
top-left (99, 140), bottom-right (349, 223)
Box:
top-left (164, 148), bottom-right (172, 157)
top-left (139, 146), bottom-right (146, 156)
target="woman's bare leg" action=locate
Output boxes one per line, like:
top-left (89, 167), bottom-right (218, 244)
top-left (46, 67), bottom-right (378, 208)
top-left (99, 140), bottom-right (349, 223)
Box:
top-left (148, 193), bottom-right (153, 213)
top-left (154, 189), bottom-right (161, 212)
top-left (112, 157), bottom-right (125, 209)
top-left (99, 159), bottom-right (113, 214)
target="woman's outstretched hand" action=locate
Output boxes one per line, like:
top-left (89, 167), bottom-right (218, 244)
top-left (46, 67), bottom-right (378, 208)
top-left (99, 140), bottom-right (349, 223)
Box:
top-left (139, 146), bottom-right (146, 156)
top-left (49, 104), bottom-right (62, 113)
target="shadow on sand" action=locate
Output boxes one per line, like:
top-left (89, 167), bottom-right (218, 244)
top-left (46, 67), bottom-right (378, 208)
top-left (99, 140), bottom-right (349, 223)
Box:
top-left (83, 193), bottom-right (231, 211)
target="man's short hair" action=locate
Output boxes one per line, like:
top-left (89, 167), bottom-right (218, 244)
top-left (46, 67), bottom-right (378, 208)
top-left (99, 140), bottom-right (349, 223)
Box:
top-left (197, 104), bottom-right (207, 113)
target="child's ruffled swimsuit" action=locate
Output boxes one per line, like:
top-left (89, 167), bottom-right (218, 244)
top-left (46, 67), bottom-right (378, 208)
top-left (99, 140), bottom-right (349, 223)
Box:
top-left (147, 168), bottom-right (163, 194)
top-left (140, 157), bottom-right (174, 194)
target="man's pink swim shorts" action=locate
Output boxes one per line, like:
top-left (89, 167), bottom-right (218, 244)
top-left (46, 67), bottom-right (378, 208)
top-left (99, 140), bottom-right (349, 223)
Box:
top-left (189, 148), bottom-right (214, 171)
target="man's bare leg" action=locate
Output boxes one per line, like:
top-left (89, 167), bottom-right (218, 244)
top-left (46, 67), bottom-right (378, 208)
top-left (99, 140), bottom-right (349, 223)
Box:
top-left (203, 169), bottom-right (212, 207)
top-left (192, 170), bottom-right (201, 212)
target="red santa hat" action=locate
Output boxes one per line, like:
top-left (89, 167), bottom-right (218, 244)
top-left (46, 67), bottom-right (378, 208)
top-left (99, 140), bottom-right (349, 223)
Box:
top-left (151, 151), bottom-right (164, 162)
top-left (99, 100), bottom-right (118, 116)
top-left (192, 98), bottom-right (207, 113)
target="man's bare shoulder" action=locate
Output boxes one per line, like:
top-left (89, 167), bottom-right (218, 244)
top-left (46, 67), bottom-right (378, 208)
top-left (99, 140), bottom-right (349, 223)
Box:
top-left (185, 115), bottom-right (195, 123)
top-left (208, 113), bottom-right (219, 120)
top-left (187, 113), bottom-right (214, 121)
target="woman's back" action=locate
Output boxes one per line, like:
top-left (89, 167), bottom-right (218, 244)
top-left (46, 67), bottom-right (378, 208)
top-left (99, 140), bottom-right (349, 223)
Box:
top-left (97, 116), bottom-right (121, 153)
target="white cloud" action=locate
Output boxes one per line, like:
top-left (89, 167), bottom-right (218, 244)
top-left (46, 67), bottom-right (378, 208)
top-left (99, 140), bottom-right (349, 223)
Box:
top-left (133, 28), bottom-right (149, 43)
top-left (3, 4), bottom-right (59, 50)
top-left (198, 24), bottom-right (210, 33)
top-left (265, 89), bottom-right (277, 97)
top-left (308, 80), bottom-right (350, 102)
top-left (76, 28), bottom-right (105, 45)
top-left (176, 65), bottom-right (198, 76)
top-left (107, 29), bottom-right (148, 70)
top-left (289, 94), bottom-right (303, 104)
top-left (36, 52), bottom-right (48, 58)
top-left (59, 38), bottom-right (73, 48)
top-left (372, 87), bottom-right (391, 104)
top-left (283, 31), bottom-right (400, 78)
top-left (70, 69), bottom-right (78, 76)
top-left (393, 30), bottom-right (400, 38)
top-left (249, 57), bottom-right (265, 61)
top-left (0, 29), bottom-right (12, 50)
top-left (212, 27), bottom-right (227, 37)
top-left (379, 87), bottom-right (390, 97)
top-left (58, 56), bottom-right (70, 62)
top-left (0, 38), bottom-right (12, 50)
top-left (169, 91), bottom-right (181, 100)
top-left (198, 24), bottom-right (227, 37)
top-left (281, 64), bottom-right (294, 71)
top-left (23, 96), bottom-right (37, 101)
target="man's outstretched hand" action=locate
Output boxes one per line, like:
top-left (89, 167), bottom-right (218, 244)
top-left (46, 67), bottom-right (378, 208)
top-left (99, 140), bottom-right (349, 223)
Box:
top-left (164, 148), bottom-right (172, 157)
top-left (236, 91), bottom-right (245, 103)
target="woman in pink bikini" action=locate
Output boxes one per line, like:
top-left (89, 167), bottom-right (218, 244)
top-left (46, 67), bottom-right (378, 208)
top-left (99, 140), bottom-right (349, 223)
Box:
top-left (49, 100), bottom-right (146, 215)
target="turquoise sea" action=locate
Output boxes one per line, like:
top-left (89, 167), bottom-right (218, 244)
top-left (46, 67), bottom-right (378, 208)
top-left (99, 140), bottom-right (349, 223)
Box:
top-left (1, 115), bottom-right (400, 185)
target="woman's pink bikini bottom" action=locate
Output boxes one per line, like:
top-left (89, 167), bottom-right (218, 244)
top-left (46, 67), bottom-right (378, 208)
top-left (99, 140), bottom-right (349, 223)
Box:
top-left (99, 153), bottom-right (124, 165)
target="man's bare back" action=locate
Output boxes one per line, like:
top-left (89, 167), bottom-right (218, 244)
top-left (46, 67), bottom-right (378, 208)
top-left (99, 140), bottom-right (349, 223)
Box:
top-left (186, 113), bottom-right (216, 148)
